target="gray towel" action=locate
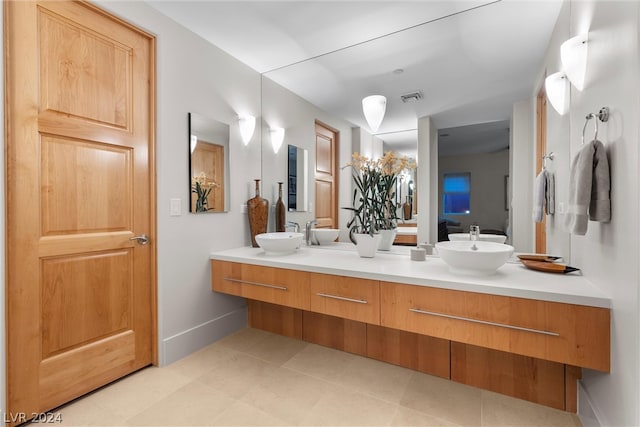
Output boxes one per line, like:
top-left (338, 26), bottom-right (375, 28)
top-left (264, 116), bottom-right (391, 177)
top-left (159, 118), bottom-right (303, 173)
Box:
top-left (546, 172), bottom-right (555, 215)
top-left (590, 140), bottom-right (611, 222)
top-left (564, 140), bottom-right (610, 235)
top-left (532, 170), bottom-right (546, 223)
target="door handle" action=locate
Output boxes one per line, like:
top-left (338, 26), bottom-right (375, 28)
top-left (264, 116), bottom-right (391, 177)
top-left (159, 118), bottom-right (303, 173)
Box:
top-left (129, 234), bottom-right (150, 245)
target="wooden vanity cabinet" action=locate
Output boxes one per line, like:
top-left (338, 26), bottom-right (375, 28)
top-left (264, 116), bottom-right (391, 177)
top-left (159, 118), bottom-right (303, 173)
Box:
top-left (211, 261), bottom-right (310, 310)
top-left (380, 281), bottom-right (610, 372)
top-left (211, 259), bottom-right (611, 411)
top-left (309, 273), bottom-right (380, 324)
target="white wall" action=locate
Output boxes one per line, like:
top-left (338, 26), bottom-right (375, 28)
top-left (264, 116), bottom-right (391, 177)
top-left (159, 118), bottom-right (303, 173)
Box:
top-left (510, 100), bottom-right (535, 252)
top-left (438, 150), bottom-right (509, 234)
top-left (417, 116), bottom-right (439, 244)
top-left (260, 77), bottom-right (354, 243)
top-left (93, 1), bottom-right (263, 365)
top-left (568, 2), bottom-right (639, 426)
top-left (540, 1), bottom-right (640, 425)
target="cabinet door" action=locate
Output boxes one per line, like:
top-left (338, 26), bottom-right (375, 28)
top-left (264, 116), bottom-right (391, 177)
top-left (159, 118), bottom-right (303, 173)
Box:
top-left (309, 273), bottom-right (380, 324)
top-left (212, 261), bottom-right (310, 309)
top-left (380, 281), bottom-right (610, 372)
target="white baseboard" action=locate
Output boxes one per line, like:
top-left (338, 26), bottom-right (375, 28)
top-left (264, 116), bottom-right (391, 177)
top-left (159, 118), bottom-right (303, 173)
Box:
top-left (161, 307), bottom-right (247, 366)
top-left (578, 380), bottom-right (602, 427)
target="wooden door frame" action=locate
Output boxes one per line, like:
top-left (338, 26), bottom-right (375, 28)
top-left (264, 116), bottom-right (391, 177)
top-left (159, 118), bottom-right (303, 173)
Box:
top-left (535, 85), bottom-right (547, 253)
top-left (314, 120), bottom-right (339, 228)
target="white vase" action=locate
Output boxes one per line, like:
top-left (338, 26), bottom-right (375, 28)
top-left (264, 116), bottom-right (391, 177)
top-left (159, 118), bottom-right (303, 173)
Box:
top-left (354, 233), bottom-right (381, 258)
top-left (377, 229), bottom-right (397, 251)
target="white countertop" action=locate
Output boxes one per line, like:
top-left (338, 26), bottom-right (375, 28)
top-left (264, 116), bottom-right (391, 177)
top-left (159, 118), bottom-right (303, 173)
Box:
top-left (210, 243), bottom-right (610, 308)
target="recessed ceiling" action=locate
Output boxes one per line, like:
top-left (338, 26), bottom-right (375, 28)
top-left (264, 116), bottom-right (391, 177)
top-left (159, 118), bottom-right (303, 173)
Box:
top-left (147, 0), bottom-right (561, 154)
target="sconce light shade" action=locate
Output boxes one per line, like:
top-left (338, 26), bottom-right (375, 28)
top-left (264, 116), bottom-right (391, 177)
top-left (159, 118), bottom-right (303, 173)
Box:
top-left (545, 72), bottom-right (569, 115)
top-left (190, 134), bottom-right (198, 153)
top-left (362, 95), bottom-right (386, 133)
top-left (561, 33), bottom-right (588, 91)
top-left (238, 115), bottom-right (256, 146)
top-left (270, 127), bottom-right (285, 153)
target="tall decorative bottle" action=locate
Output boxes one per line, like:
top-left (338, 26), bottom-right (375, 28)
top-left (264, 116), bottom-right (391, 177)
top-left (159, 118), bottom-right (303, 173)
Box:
top-left (247, 179), bottom-right (269, 247)
top-left (403, 196), bottom-right (412, 220)
top-left (275, 182), bottom-right (286, 232)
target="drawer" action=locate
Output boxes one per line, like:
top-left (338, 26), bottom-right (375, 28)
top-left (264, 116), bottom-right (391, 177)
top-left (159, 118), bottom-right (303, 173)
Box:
top-left (309, 273), bottom-right (380, 324)
top-left (211, 260), bottom-right (310, 310)
top-left (380, 281), bottom-right (610, 372)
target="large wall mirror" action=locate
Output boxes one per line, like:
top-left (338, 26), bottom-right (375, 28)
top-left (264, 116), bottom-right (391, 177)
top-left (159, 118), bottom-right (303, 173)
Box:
top-left (188, 112), bottom-right (231, 213)
top-left (259, 1), bottom-right (566, 250)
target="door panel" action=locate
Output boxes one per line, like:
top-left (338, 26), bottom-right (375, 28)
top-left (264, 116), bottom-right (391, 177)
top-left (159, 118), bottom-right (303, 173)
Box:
top-left (314, 122), bottom-right (338, 228)
top-left (6, 0), bottom-right (156, 418)
top-left (41, 250), bottom-right (133, 357)
top-left (41, 135), bottom-right (133, 235)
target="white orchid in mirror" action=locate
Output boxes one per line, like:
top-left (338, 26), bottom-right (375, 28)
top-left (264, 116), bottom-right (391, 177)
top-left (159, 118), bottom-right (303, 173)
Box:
top-left (191, 172), bottom-right (219, 212)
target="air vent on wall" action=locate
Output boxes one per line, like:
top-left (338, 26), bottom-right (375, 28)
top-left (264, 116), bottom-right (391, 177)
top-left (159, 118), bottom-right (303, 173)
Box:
top-left (400, 91), bottom-right (423, 103)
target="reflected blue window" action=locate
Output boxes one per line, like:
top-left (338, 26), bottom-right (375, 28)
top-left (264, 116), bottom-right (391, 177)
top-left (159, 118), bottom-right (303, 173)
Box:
top-left (443, 173), bottom-right (470, 215)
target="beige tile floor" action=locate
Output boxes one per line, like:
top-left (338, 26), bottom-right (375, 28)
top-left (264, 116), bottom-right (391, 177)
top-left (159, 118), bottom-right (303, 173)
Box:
top-left (51, 328), bottom-right (582, 427)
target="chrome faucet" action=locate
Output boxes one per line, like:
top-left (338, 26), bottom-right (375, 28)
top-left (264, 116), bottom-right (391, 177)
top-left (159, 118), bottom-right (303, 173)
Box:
top-left (285, 221), bottom-right (300, 233)
top-left (469, 225), bottom-right (480, 241)
top-left (469, 224), bottom-right (480, 250)
top-left (305, 219), bottom-right (318, 245)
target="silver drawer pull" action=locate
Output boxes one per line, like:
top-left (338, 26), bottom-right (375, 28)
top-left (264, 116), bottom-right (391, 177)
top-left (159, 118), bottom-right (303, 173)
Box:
top-left (316, 293), bottom-right (367, 304)
top-left (409, 308), bottom-right (559, 337)
top-left (223, 277), bottom-right (288, 291)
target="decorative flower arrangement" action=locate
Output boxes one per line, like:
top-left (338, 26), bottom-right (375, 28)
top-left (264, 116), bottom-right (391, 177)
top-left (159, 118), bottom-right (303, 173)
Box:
top-left (343, 151), bottom-right (416, 241)
top-left (191, 172), bottom-right (219, 212)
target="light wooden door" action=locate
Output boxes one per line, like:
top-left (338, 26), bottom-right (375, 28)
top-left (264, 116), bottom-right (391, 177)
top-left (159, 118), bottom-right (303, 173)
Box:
top-left (5, 0), bottom-right (156, 418)
top-left (314, 122), bottom-right (339, 228)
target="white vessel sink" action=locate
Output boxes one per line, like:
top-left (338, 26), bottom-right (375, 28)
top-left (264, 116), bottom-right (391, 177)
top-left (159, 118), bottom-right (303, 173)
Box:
top-left (255, 232), bottom-right (304, 254)
top-left (435, 241), bottom-right (514, 276)
top-left (448, 233), bottom-right (507, 244)
top-left (312, 228), bottom-right (339, 245)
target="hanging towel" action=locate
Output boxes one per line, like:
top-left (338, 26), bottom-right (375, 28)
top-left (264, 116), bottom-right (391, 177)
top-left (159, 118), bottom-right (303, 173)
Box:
top-left (546, 172), bottom-right (555, 215)
top-left (564, 140), bottom-right (611, 235)
top-left (589, 140), bottom-right (611, 222)
top-left (532, 169), bottom-right (547, 223)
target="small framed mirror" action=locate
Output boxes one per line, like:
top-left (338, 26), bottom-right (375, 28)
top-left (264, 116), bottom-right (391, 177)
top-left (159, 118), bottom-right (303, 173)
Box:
top-left (287, 144), bottom-right (308, 212)
top-left (189, 112), bottom-right (230, 213)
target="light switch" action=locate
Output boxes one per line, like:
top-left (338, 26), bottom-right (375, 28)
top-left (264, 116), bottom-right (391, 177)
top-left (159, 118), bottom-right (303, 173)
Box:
top-left (240, 204), bottom-right (248, 214)
top-left (170, 198), bottom-right (181, 216)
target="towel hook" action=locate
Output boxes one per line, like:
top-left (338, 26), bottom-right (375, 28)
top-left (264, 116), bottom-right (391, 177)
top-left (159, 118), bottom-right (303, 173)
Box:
top-left (542, 152), bottom-right (555, 169)
top-left (582, 107), bottom-right (610, 145)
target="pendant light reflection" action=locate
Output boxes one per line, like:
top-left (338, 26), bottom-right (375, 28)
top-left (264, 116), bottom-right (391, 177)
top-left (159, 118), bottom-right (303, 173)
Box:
top-left (270, 127), bottom-right (285, 153)
top-left (238, 115), bottom-right (256, 146)
top-left (545, 72), bottom-right (569, 115)
top-left (561, 33), bottom-right (588, 91)
top-left (362, 95), bottom-right (386, 133)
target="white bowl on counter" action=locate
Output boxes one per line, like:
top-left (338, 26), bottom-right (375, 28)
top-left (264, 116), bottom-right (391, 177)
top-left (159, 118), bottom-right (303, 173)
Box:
top-left (312, 228), bottom-right (340, 245)
top-left (255, 232), bottom-right (304, 254)
top-left (435, 240), bottom-right (514, 276)
top-left (448, 233), bottom-right (507, 244)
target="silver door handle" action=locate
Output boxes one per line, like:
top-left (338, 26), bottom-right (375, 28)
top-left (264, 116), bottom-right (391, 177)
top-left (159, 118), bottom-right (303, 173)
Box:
top-left (129, 234), bottom-right (150, 245)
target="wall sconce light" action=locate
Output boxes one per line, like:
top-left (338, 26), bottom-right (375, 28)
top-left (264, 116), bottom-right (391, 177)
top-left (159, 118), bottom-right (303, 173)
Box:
top-left (545, 71), bottom-right (569, 115)
top-left (362, 95), bottom-right (387, 133)
top-left (561, 33), bottom-right (588, 91)
top-left (190, 134), bottom-right (198, 153)
top-left (270, 127), bottom-right (285, 153)
top-left (238, 115), bottom-right (256, 146)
